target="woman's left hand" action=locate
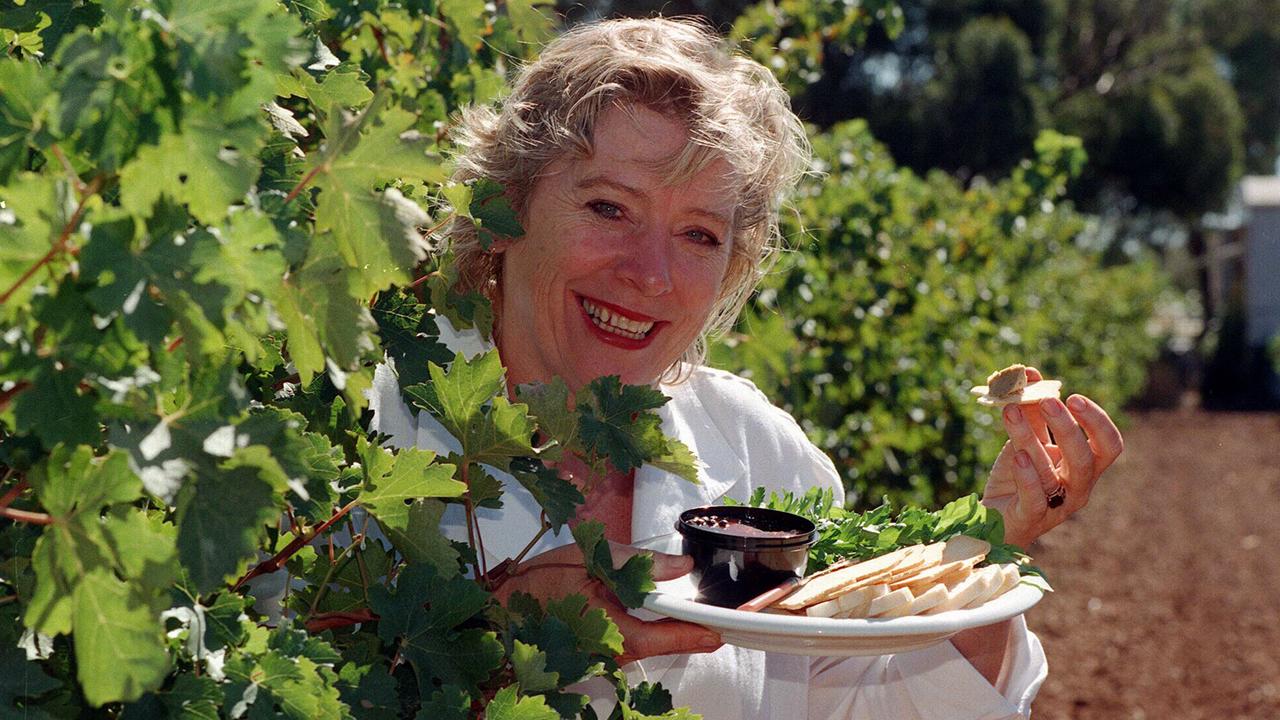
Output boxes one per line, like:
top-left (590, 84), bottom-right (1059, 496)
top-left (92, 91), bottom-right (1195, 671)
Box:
top-left (982, 368), bottom-right (1125, 548)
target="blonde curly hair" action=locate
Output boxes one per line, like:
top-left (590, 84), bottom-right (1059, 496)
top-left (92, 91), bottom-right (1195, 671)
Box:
top-left (447, 16), bottom-right (810, 376)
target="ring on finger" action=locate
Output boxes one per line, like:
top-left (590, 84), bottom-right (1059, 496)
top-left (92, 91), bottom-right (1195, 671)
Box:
top-left (1046, 484), bottom-right (1067, 509)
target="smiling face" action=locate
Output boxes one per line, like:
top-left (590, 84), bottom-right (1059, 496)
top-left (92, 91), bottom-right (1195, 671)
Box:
top-left (494, 104), bottom-right (737, 391)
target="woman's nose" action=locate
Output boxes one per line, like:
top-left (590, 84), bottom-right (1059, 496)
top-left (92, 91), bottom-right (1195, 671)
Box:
top-left (615, 233), bottom-right (673, 296)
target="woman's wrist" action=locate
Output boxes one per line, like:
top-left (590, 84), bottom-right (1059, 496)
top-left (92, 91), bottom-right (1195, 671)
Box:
top-left (949, 619), bottom-right (1014, 686)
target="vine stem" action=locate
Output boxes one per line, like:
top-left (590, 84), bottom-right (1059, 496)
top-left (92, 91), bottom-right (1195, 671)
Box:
top-left (513, 518), bottom-right (551, 565)
top-left (49, 144), bottom-right (87, 197)
top-left (304, 608), bottom-right (378, 633)
top-left (231, 498), bottom-right (359, 591)
top-left (0, 479), bottom-right (29, 511)
top-left (305, 533), bottom-right (363, 619)
top-left (0, 507), bottom-right (53, 525)
top-left (0, 382), bottom-right (31, 411)
top-left (282, 164), bottom-right (325, 206)
top-left (0, 175), bottom-right (103, 306)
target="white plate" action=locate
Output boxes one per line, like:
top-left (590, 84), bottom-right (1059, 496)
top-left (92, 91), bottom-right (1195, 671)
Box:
top-left (642, 575), bottom-right (1050, 656)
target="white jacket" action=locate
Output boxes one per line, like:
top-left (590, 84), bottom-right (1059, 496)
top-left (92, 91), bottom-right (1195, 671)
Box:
top-left (368, 356), bottom-right (1046, 720)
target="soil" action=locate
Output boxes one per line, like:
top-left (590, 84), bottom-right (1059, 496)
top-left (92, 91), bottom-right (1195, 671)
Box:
top-left (1028, 409), bottom-right (1280, 720)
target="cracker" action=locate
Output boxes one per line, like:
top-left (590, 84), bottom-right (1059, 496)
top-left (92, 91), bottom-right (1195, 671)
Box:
top-left (774, 546), bottom-right (918, 610)
top-left (866, 587), bottom-right (915, 617)
top-left (970, 379), bottom-right (1063, 407)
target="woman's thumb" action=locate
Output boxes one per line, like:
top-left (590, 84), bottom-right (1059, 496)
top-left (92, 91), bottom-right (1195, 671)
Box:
top-left (607, 542), bottom-right (695, 582)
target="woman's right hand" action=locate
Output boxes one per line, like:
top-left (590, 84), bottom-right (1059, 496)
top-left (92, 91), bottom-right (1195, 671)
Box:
top-left (491, 541), bottom-right (724, 665)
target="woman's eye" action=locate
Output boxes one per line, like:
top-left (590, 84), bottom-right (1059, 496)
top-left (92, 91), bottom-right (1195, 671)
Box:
top-left (685, 229), bottom-right (721, 247)
top-left (588, 201), bottom-right (622, 220)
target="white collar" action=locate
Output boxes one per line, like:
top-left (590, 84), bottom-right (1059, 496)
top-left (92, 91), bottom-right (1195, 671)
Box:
top-left (631, 374), bottom-right (745, 546)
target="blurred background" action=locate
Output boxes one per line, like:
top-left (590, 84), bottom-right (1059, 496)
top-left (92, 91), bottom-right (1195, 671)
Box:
top-left (558, 1), bottom-right (1279, 717)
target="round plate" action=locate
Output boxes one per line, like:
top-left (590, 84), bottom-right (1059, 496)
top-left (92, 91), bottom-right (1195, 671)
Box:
top-left (642, 575), bottom-right (1049, 656)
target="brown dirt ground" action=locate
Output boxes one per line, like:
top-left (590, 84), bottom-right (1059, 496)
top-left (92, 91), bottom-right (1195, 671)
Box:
top-left (1028, 409), bottom-right (1280, 720)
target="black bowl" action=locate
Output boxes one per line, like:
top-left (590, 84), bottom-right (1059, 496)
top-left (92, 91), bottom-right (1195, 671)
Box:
top-left (675, 505), bottom-right (817, 608)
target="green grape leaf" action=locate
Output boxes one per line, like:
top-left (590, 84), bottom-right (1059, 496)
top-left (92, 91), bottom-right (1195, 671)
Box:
top-left (202, 592), bottom-right (252, 652)
top-left (368, 563), bottom-right (501, 696)
top-left (118, 114), bottom-right (266, 224)
top-left (467, 178), bottom-right (525, 248)
top-left (163, 0), bottom-right (274, 37)
top-left (417, 685), bottom-right (472, 720)
top-left (511, 593), bottom-right (620, 686)
top-left (158, 674), bottom-right (223, 720)
top-left (79, 216), bottom-right (172, 346)
top-left (505, 0), bottom-right (557, 45)
top-left (0, 59), bottom-right (53, 183)
top-left (12, 359), bottom-right (99, 449)
top-left (426, 250), bottom-right (495, 337)
top-left (73, 569), bottom-right (169, 706)
top-left (405, 351), bottom-right (537, 469)
top-left (311, 106), bottom-right (443, 295)
top-left (576, 377), bottom-right (670, 473)
top-left (372, 291), bottom-right (453, 389)
top-left (0, 644), bottom-right (61, 709)
top-left (485, 686), bottom-right (559, 720)
top-left (262, 655), bottom-right (347, 720)
top-left (439, 0), bottom-right (486, 51)
top-left (616, 681), bottom-right (699, 720)
top-left (336, 658), bottom-right (399, 720)
top-left (510, 640), bottom-right (559, 693)
top-left (572, 521), bottom-right (654, 609)
top-left (545, 595), bottom-right (624, 659)
top-left (23, 449), bottom-right (176, 635)
top-left (190, 209), bottom-right (287, 311)
top-left (51, 30), bottom-right (154, 168)
top-left (103, 508), bottom-right (178, 592)
top-left (24, 533), bottom-right (72, 636)
top-left (297, 64), bottom-right (374, 109)
top-left (0, 172), bottom-right (77, 314)
top-left (515, 378), bottom-right (576, 457)
top-left (174, 467), bottom-right (278, 595)
top-left (359, 444), bottom-right (465, 529)
top-left (507, 457), bottom-right (583, 531)
top-left (381, 499), bottom-right (462, 576)
top-left (643, 438), bottom-right (701, 486)
top-left (235, 408), bottom-right (343, 522)
top-left (267, 238), bottom-right (379, 385)
top-left (463, 463), bottom-right (505, 509)
top-left (32, 446), bottom-right (139, 519)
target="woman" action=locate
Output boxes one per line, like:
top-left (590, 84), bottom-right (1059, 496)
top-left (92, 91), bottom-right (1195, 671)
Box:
top-left (369, 16), bottom-right (1123, 719)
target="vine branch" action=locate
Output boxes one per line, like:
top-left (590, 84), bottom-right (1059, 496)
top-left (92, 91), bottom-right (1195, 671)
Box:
top-left (0, 506), bottom-right (53, 525)
top-left (282, 164), bottom-right (325, 206)
top-left (232, 498), bottom-right (359, 591)
top-left (0, 382), bottom-right (31, 412)
top-left (0, 175), bottom-right (104, 306)
top-left (0, 479), bottom-right (30, 511)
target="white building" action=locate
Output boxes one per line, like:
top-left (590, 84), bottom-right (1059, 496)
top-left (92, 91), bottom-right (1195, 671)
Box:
top-left (1240, 176), bottom-right (1280, 348)
top-left (1202, 176), bottom-right (1280, 346)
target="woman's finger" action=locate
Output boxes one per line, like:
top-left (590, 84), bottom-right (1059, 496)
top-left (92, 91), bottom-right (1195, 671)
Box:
top-left (1039, 397), bottom-right (1094, 489)
top-left (607, 543), bottom-right (694, 582)
top-left (1068, 394), bottom-right (1125, 476)
top-left (594, 585), bottom-right (722, 662)
top-left (1008, 450), bottom-right (1048, 543)
top-left (1003, 404), bottom-right (1059, 498)
top-left (1020, 368), bottom-right (1052, 445)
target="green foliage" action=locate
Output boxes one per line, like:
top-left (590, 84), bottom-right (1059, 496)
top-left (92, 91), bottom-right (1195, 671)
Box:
top-left (739, 488), bottom-right (1034, 576)
top-left (731, 0), bottom-right (1249, 217)
top-left (713, 120), bottom-right (1168, 507)
top-left (0, 2), bottom-right (696, 717)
